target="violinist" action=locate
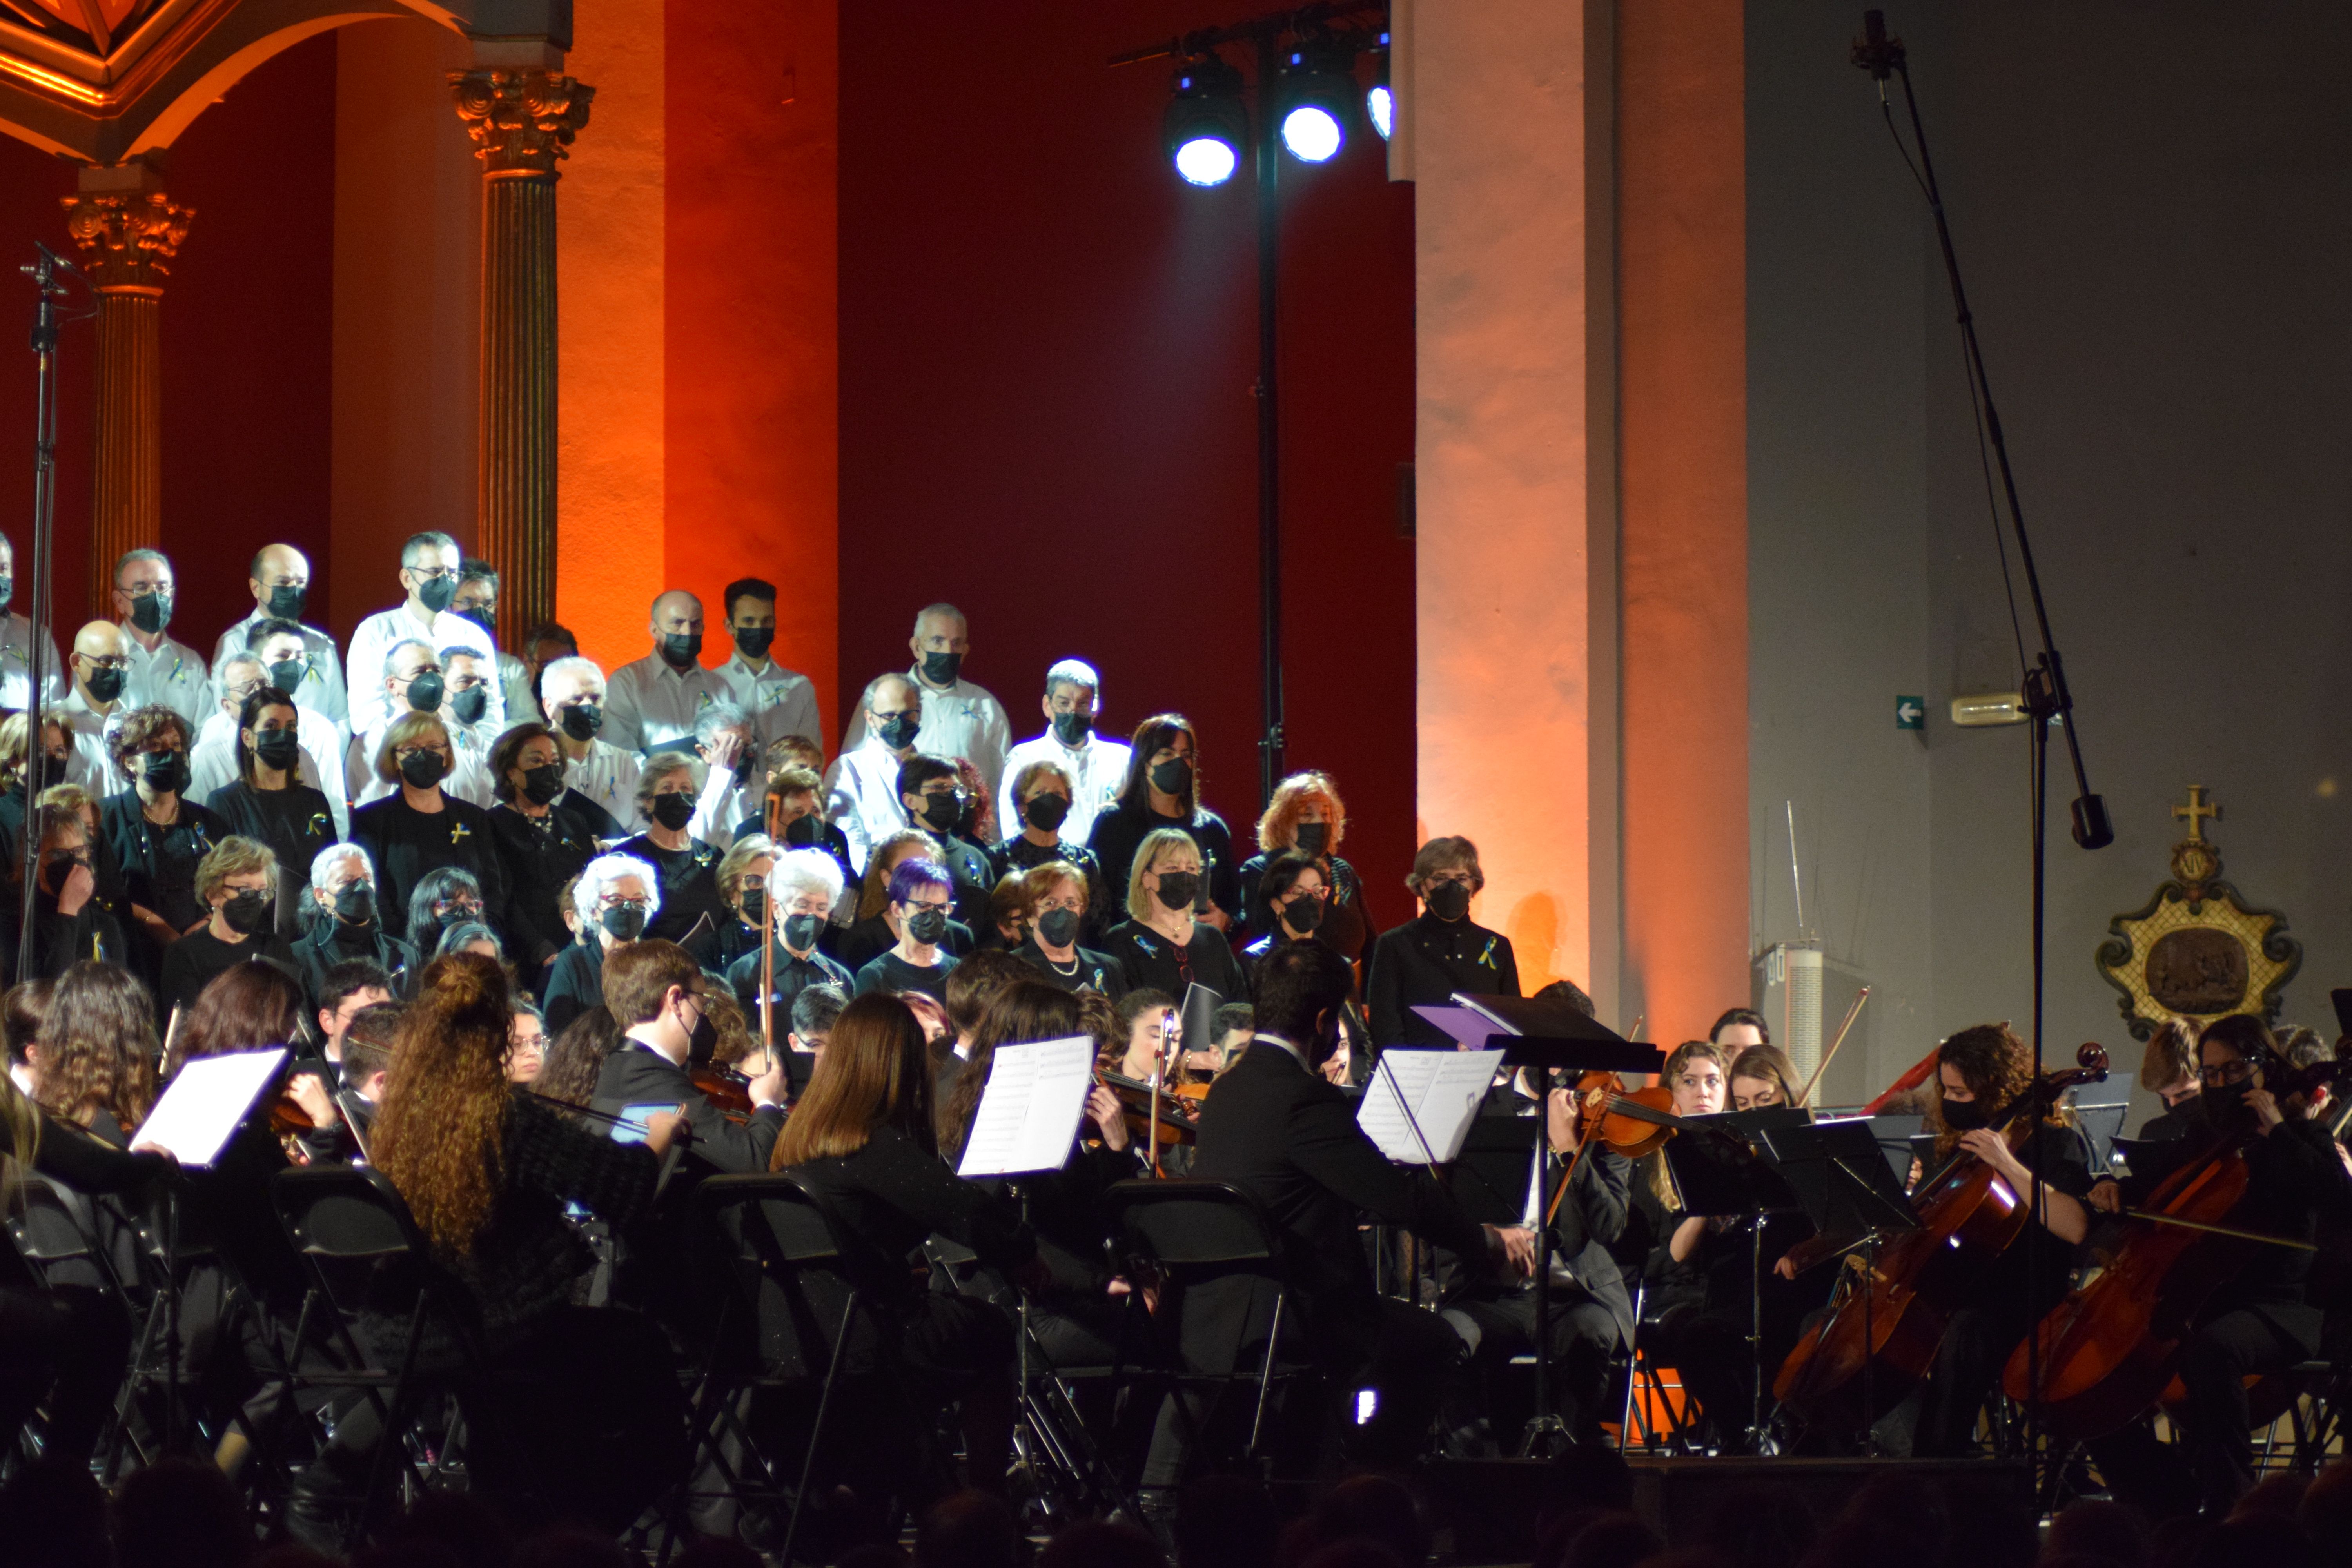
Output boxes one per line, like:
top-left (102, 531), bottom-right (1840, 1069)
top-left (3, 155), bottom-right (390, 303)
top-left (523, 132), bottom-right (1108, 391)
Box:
top-left (2083, 1016), bottom-right (2352, 1517)
top-left (589, 939), bottom-right (786, 1172)
top-left (1628, 1040), bottom-right (1730, 1293)
top-left (1910, 1023), bottom-right (2098, 1457)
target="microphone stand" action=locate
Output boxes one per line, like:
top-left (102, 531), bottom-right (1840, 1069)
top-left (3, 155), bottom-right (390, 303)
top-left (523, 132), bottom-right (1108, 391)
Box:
top-left (1853, 11), bottom-right (2113, 1497)
top-left (15, 244), bottom-right (80, 984)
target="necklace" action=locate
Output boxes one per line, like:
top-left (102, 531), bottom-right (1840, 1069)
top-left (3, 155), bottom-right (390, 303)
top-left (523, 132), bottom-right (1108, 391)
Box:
top-left (1045, 950), bottom-right (1081, 977)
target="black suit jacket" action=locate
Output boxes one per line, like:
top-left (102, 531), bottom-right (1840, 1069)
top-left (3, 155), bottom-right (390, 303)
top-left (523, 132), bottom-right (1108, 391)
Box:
top-left (592, 1040), bottom-right (783, 1174)
top-left (1192, 1041), bottom-right (1490, 1363)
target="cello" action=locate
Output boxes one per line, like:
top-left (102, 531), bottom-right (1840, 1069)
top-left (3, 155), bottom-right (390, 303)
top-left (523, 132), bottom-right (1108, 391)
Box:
top-left (1773, 1042), bottom-right (2110, 1427)
top-left (2002, 1052), bottom-right (2352, 1440)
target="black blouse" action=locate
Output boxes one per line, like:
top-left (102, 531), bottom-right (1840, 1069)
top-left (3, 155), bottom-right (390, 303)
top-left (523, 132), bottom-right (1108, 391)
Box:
top-left (488, 800), bottom-right (605, 971)
top-left (613, 833), bottom-right (725, 948)
top-left (1087, 803), bottom-right (1241, 922)
top-left (1099, 918), bottom-right (1251, 1004)
top-left (784, 1123), bottom-right (1034, 1308)
top-left (100, 790), bottom-right (227, 935)
top-left (349, 792), bottom-right (509, 945)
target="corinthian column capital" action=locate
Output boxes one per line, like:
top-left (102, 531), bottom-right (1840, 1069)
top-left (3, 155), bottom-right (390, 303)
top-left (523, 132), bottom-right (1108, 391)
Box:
top-left (60, 184), bottom-right (193, 294)
top-left (449, 69), bottom-right (595, 178)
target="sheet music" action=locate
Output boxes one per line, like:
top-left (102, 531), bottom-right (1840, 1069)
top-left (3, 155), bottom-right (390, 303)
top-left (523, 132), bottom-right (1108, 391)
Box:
top-left (956, 1036), bottom-right (1096, 1178)
top-left (133, 1048), bottom-right (288, 1167)
top-left (1356, 1049), bottom-right (1502, 1165)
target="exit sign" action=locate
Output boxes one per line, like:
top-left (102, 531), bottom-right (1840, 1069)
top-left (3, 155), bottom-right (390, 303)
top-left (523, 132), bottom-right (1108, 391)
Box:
top-left (1896, 696), bottom-right (1924, 730)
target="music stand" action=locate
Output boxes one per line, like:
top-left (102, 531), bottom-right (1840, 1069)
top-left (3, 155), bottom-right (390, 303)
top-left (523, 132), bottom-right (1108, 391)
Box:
top-left (1661, 1108), bottom-right (1806, 1448)
top-left (1416, 997), bottom-right (1663, 1456)
top-left (1757, 1118), bottom-right (1922, 1453)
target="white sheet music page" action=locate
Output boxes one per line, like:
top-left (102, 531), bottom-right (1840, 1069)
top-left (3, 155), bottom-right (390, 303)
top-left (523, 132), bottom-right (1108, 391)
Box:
top-left (956, 1036), bottom-right (1097, 1178)
top-left (1357, 1049), bottom-right (1503, 1165)
top-left (133, 1048), bottom-right (289, 1167)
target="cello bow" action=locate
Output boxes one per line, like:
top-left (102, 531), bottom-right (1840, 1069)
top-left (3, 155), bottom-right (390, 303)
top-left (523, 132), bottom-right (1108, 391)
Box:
top-left (1794, 987), bottom-right (1870, 1109)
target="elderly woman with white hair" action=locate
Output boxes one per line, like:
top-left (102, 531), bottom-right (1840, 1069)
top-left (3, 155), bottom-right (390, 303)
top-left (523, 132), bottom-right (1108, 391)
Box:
top-left (723, 846), bottom-right (854, 1025)
top-left (542, 850), bottom-right (661, 1033)
top-left (291, 842), bottom-right (419, 1004)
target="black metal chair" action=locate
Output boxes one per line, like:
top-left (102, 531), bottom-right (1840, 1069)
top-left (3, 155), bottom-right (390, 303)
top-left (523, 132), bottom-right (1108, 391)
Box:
top-left (0, 1172), bottom-right (153, 1473)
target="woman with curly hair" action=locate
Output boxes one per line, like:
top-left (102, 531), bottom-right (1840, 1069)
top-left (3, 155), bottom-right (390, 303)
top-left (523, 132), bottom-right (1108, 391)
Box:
top-left (27, 958), bottom-right (158, 1140)
top-left (1238, 770), bottom-right (1373, 971)
top-left (289, 952), bottom-right (686, 1548)
top-left (1908, 1021), bottom-right (2098, 1459)
top-left (96, 703), bottom-right (226, 961)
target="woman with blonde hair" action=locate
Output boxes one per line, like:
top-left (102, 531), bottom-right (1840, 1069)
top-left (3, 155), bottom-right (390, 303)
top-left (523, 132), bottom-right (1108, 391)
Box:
top-left (349, 709), bottom-right (507, 946)
top-left (158, 835), bottom-right (294, 1016)
top-left (1098, 826), bottom-right (1250, 1002)
top-left (1240, 770), bottom-right (1373, 970)
top-left (773, 991), bottom-right (1040, 1496)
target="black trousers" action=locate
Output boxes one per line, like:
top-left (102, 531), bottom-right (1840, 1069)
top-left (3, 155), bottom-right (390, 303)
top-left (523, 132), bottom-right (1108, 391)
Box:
top-left (2089, 1305), bottom-right (2316, 1518)
top-left (1444, 1288), bottom-right (1619, 1441)
top-left (1911, 1304), bottom-right (2028, 1457)
top-left (0, 1285), bottom-right (131, 1466)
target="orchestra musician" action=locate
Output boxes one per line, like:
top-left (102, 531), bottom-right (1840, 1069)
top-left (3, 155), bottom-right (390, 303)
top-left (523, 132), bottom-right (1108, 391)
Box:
top-left (589, 939), bottom-right (787, 1171)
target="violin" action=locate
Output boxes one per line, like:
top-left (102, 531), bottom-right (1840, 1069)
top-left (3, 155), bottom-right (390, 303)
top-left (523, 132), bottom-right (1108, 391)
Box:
top-left (1567, 1071), bottom-right (1684, 1160)
top-left (1773, 1041), bottom-right (2110, 1428)
top-left (688, 1063), bottom-right (757, 1124)
top-left (2004, 1052), bottom-right (2352, 1440)
top-left (1095, 1069), bottom-right (1201, 1148)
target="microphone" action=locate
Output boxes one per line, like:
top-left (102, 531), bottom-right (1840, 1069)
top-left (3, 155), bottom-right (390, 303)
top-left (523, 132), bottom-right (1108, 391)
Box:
top-left (1851, 9), bottom-right (1904, 84)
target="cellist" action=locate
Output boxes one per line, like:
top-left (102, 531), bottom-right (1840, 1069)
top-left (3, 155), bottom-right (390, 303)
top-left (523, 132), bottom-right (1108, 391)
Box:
top-left (1911, 1023), bottom-right (2100, 1456)
top-left (2082, 1015), bottom-right (2352, 1517)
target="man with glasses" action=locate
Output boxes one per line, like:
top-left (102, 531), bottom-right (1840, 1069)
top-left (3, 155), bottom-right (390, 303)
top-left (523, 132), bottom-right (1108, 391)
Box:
top-left (109, 549), bottom-right (209, 730)
top-left (187, 651), bottom-right (351, 836)
top-left (605, 588), bottom-right (730, 755)
top-left (452, 559), bottom-right (536, 725)
top-left (896, 753), bottom-right (993, 928)
top-left (350, 641), bottom-right (492, 807)
top-left (0, 533), bottom-right (62, 713)
top-left (58, 621), bottom-right (135, 792)
top-left (439, 646), bottom-right (500, 806)
top-left (537, 655), bottom-right (638, 830)
top-left (211, 544), bottom-right (348, 727)
top-left (839, 602), bottom-right (1011, 801)
top-left (344, 531), bottom-right (500, 735)
top-left (294, 848), bottom-right (414, 1006)
top-left (996, 659), bottom-right (1129, 849)
top-left (593, 937), bottom-right (788, 1170)
top-left (824, 672), bottom-right (926, 874)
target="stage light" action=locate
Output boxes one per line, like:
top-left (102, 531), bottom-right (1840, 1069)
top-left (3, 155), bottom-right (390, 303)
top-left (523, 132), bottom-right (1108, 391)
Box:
top-left (1164, 54), bottom-right (1246, 187)
top-left (1365, 32), bottom-right (1392, 141)
top-left (1279, 38), bottom-right (1356, 163)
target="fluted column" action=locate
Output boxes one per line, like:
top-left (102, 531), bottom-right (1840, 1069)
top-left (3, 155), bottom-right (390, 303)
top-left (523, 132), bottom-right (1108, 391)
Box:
top-left (62, 163), bottom-right (192, 620)
top-left (450, 67), bottom-right (593, 641)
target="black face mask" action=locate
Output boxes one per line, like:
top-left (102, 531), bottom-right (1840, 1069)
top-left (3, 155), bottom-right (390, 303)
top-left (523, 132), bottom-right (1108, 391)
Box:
top-left (2206, 1078), bottom-right (2254, 1121)
top-left (601, 902), bottom-right (648, 942)
top-left (39, 852), bottom-right (85, 898)
top-left (266, 584), bottom-right (307, 621)
top-left (876, 713), bottom-right (920, 750)
top-left (782, 912), bottom-right (825, 953)
top-left (520, 762), bottom-right (565, 806)
top-left (905, 907), bottom-right (949, 946)
top-left (221, 889), bottom-right (273, 936)
top-left (129, 592), bottom-right (171, 635)
top-left (398, 750), bottom-right (449, 789)
top-left (660, 631), bottom-right (703, 669)
top-left (1153, 871), bottom-right (1200, 911)
top-left (650, 792), bottom-right (695, 832)
top-left (1024, 793), bottom-right (1071, 833)
top-left (1035, 907), bottom-right (1080, 949)
top-left (920, 650), bottom-right (962, 687)
top-left (1051, 710), bottom-right (1091, 747)
top-left (0, 574), bottom-right (11, 608)
top-left (1283, 896), bottom-right (1324, 934)
top-left (417, 575), bottom-right (456, 614)
top-left (449, 686), bottom-right (488, 726)
top-left (687, 1000), bottom-right (719, 1065)
top-left (404, 671), bottom-right (445, 713)
top-left (460, 605), bottom-right (496, 639)
top-left (739, 885), bottom-right (768, 927)
top-left (735, 626), bottom-right (775, 661)
top-left (83, 665), bottom-right (127, 705)
top-left (1150, 759), bottom-right (1192, 799)
top-left (268, 657), bottom-right (308, 694)
top-left (252, 729), bottom-right (301, 773)
top-left (916, 793), bottom-right (962, 833)
top-left (143, 750), bottom-right (189, 796)
top-left (1940, 1096), bottom-right (1990, 1133)
top-left (334, 882), bottom-right (376, 926)
top-left (1423, 880), bottom-right (1472, 922)
top-left (1294, 822), bottom-right (1329, 857)
top-left (783, 815), bottom-right (823, 848)
top-left (559, 702), bottom-right (603, 741)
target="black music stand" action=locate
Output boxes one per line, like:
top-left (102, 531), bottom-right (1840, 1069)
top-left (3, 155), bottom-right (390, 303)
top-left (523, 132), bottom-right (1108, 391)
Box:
top-left (1661, 1108), bottom-right (1807, 1448)
top-left (1756, 1118), bottom-right (1921, 1454)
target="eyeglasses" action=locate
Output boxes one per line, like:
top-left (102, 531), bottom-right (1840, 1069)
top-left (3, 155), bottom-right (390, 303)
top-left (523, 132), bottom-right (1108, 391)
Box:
top-left (82, 657), bottom-right (131, 673)
top-left (2200, 1059), bottom-right (2255, 1086)
top-left (903, 898), bottom-right (953, 915)
top-left (408, 566), bottom-right (457, 581)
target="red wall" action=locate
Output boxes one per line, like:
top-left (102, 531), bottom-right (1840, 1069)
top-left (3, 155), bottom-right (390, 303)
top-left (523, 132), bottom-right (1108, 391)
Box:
top-left (838, 0), bottom-right (1417, 908)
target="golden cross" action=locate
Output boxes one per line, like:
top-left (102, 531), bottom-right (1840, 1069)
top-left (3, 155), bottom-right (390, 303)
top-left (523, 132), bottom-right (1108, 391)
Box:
top-left (2173, 785), bottom-right (2220, 842)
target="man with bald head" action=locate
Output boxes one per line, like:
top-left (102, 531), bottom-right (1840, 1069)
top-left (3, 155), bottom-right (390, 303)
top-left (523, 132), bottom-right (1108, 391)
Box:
top-left (0, 533), bottom-right (62, 713)
top-left (603, 588), bottom-right (728, 754)
top-left (211, 543), bottom-right (348, 727)
top-left (343, 530), bottom-right (499, 734)
top-left (57, 621), bottom-right (132, 791)
top-left (838, 602), bottom-right (1012, 799)
top-left (823, 672), bottom-right (928, 873)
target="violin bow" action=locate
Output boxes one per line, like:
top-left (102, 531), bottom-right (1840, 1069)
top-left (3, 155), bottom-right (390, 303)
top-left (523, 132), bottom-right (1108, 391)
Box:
top-left (760, 790), bottom-right (780, 1056)
top-left (1794, 987), bottom-right (1870, 1109)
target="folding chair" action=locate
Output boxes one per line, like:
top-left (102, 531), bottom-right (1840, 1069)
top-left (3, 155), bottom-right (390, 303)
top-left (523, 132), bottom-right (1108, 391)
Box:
top-left (270, 1165), bottom-right (495, 1551)
top-left (1106, 1179), bottom-right (1310, 1474)
top-left (0, 1172), bottom-right (154, 1473)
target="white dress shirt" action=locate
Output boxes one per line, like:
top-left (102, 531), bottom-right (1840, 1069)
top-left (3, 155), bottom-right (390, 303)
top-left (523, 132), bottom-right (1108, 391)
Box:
top-left (54, 689), bottom-right (124, 794)
top-left (211, 611), bottom-right (350, 728)
top-left (840, 668), bottom-right (1014, 801)
top-left (713, 650), bottom-right (824, 752)
top-left (604, 650), bottom-right (732, 755)
top-left (190, 707), bottom-right (352, 837)
top-left (0, 611), bottom-right (62, 712)
top-left (822, 737), bottom-right (916, 875)
top-left (996, 731), bottom-right (1132, 848)
top-left (496, 652), bottom-right (535, 734)
top-left (559, 739), bottom-right (642, 830)
top-left (122, 633), bottom-right (210, 730)
top-left (344, 604), bottom-right (500, 734)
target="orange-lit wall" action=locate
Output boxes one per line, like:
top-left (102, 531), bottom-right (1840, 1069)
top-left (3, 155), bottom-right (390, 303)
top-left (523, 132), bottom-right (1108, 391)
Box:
top-left (1617, 0), bottom-right (1750, 1044)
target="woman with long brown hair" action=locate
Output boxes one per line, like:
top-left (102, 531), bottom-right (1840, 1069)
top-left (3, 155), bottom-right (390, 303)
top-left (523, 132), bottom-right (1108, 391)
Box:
top-left (773, 990), bottom-right (1041, 1497)
top-left (288, 951), bottom-right (688, 1549)
top-left (27, 958), bottom-right (158, 1140)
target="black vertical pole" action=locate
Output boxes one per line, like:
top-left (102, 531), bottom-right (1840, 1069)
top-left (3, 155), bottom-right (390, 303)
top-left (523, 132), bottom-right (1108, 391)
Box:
top-left (1255, 30), bottom-right (1285, 807)
top-left (17, 246), bottom-right (66, 985)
